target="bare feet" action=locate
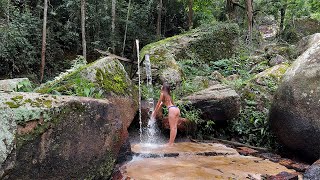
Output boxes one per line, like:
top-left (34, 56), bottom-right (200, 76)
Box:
top-left (164, 143), bottom-right (174, 147)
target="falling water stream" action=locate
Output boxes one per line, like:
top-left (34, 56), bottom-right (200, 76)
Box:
top-left (136, 39), bottom-right (161, 147)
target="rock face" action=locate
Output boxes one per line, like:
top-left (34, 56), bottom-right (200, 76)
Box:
top-left (182, 83), bottom-right (240, 122)
top-left (140, 23), bottom-right (239, 85)
top-left (0, 92), bottom-right (136, 179)
top-left (0, 78), bottom-right (31, 92)
top-left (269, 34), bottom-right (320, 161)
top-left (304, 159), bottom-right (320, 180)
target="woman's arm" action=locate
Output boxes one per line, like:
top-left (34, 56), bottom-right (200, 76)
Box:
top-left (152, 92), bottom-right (163, 119)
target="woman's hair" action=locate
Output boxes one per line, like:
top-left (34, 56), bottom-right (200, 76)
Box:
top-left (161, 83), bottom-right (173, 104)
top-left (161, 83), bottom-right (171, 95)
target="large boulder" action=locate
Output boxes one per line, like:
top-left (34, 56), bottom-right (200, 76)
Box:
top-left (0, 92), bottom-right (136, 179)
top-left (36, 56), bottom-right (136, 98)
top-left (140, 23), bottom-right (239, 85)
top-left (269, 34), bottom-right (320, 161)
top-left (181, 83), bottom-right (240, 122)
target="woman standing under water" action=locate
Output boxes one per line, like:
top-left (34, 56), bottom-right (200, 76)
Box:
top-left (152, 83), bottom-right (180, 146)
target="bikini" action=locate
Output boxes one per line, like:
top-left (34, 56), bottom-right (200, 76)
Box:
top-left (168, 105), bottom-right (178, 110)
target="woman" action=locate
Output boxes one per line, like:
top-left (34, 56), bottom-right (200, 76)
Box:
top-left (152, 83), bottom-right (180, 146)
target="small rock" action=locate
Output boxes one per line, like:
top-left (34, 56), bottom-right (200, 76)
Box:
top-left (258, 153), bottom-right (281, 163)
top-left (211, 71), bottom-right (225, 82)
top-left (236, 147), bottom-right (258, 156)
top-left (269, 54), bottom-right (287, 66)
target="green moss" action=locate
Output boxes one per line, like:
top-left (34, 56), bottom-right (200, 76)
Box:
top-left (43, 100), bottom-right (53, 108)
top-left (85, 151), bottom-right (116, 179)
top-left (5, 101), bottom-right (21, 108)
top-left (11, 95), bottom-right (24, 102)
top-left (95, 66), bottom-right (128, 95)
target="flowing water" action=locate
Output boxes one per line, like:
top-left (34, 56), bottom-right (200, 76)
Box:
top-left (144, 54), bottom-right (160, 144)
top-left (137, 51), bottom-right (161, 146)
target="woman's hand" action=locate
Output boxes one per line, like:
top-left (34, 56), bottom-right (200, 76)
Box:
top-left (151, 111), bottom-right (156, 119)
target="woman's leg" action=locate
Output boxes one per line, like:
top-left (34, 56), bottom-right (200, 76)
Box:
top-left (168, 108), bottom-right (180, 145)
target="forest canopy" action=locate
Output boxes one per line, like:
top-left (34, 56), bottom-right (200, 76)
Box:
top-left (0, 0), bottom-right (319, 81)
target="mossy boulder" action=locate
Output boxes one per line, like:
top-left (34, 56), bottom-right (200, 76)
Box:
top-left (269, 35), bottom-right (320, 161)
top-left (36, 57), bottom-right (136, 98)
top-left (0, 92), bottom-right (137, 179)
top-left (140, 23), bottom-right (239, 85)
top-left (253, 64), bottom-right (290, 86)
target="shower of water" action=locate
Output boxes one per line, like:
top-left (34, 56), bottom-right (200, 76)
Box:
top-left (144, 54), bottom-right (160, 144)
top-left (136, 39), bottom-right (163, 153)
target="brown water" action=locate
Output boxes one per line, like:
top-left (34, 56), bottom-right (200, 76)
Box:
top-left (119, 142), bottom-right (300, 180)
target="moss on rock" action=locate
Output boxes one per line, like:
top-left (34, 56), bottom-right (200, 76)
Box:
top-left (36, 57), bottom-right (135, 98)
top-left (140, 23), bottom-right (239, 85)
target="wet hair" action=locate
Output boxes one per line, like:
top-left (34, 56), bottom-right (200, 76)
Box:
top-left (161, 83), bottom-right (171, 96)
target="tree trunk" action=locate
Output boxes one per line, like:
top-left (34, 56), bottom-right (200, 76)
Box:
top-left (188, 0), bottom-right (193, 29)
top-left (122, 0), bottom-right (131, 57)
top-left (156, 0), bottom-right (162, 38)
top-left (226, 0), bottom-right (236, 21)
top-left (280, 2), bottom-right (287, 33)
top-left (245, 0), bottom-right (253, 44)
top-left (81, 0), bottom-right (87, 59)
top-left (40, 0), bottom-right (48, 82)
top-left (112, 0), bottom-right (116, 53)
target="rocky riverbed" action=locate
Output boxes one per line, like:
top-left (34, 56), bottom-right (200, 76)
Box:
top-left (114, 142), bottom-right (307, 179)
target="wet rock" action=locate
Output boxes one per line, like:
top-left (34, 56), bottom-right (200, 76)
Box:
top-left (304, 159), bottom-right (320, 180)
top-left (237, 147), bottom-right (258, 156)
top-left (269, 54), bottom-right (287, 66)
top-left (120, 151), bottom-right (297, 179)
top-left (182, 83), bottom-right (240, 122)
top-left (0, 92), bottom-right (137, 179)
top-left (0, 78), bottom-right (30, 92)
top-left (269, 35), bottom-right (320, 161)
top-left (131, 142), bottom-right (239, 157)
top-left (265, 171), bottom-right (299, 180)
top-left (258, 153), bottom-right (282, 163)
